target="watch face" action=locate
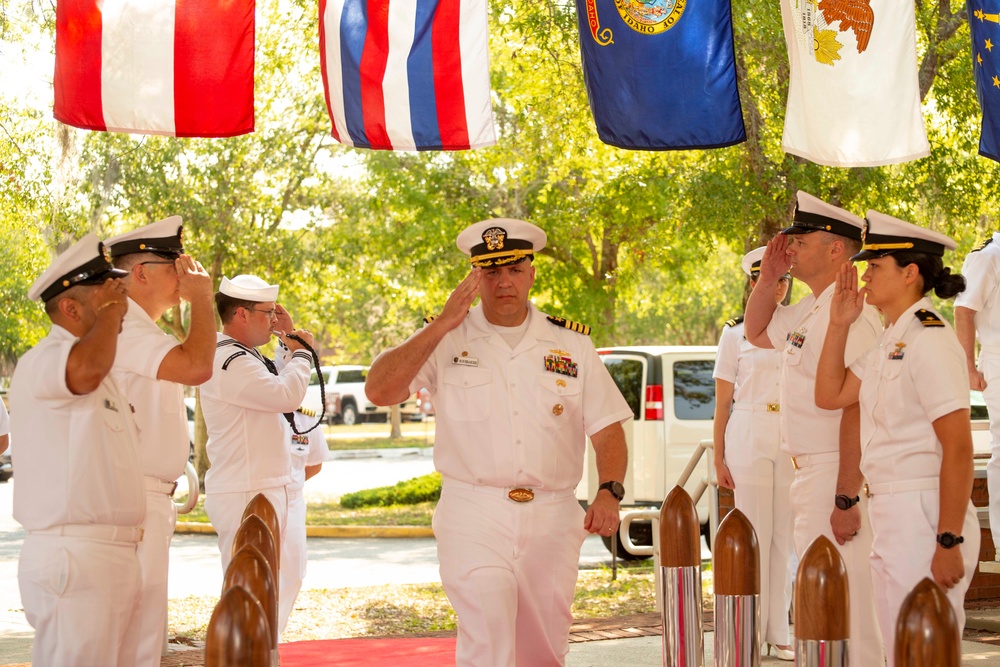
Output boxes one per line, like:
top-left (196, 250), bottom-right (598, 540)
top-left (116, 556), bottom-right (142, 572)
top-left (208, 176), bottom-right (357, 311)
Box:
top-left (611, 482), bottom-right (625, 498)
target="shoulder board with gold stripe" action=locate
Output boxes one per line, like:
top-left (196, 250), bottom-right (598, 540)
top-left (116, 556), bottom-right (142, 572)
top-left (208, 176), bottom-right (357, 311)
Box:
top-left (424, 315), bottom-right (437, 324)
top-left (297, 407), bottom-right (316, 417)
top-left (973, 237), bottom-right (994, 252)
top-left (547, 315), bottom-right (591, 336)
top-left (914, 309), bottom-right (944, 327)
top-left (725, 315), bottom-right (744, 328)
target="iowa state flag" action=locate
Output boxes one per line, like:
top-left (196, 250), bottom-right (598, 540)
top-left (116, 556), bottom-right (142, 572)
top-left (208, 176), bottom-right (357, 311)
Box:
top-left (54, 0), bottom-right (254, 138)
top-left (574, 0), bottom-right (745, 150)
top-left (969, 2), bottom-right (1000, 163)
top-left (779, 0), bottom-right (928, 166)
top-left (320, 0), bottom-right (496, 151)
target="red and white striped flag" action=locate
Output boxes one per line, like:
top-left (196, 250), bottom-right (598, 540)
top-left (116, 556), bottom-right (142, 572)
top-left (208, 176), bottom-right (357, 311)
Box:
top-left (54, 0), bottom-right (255, 138)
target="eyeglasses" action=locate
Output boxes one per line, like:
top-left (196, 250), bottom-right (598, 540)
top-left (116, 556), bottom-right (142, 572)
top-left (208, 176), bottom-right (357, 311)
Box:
top-left (251, 308), bottom-right (278, 319)
top-left (138, 260), bottom-right (175, 267)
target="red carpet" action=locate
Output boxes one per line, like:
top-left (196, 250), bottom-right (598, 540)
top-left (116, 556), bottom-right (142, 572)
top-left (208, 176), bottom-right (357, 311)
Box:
top-left (279, 637), bottom-right (456, 666)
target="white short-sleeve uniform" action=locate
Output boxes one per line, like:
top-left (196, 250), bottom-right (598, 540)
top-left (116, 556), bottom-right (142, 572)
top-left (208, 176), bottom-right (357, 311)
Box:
top-left (765, 283), bottom-right (885, 665)
top-left (402, 303), bottom-right (632, 667)
top-left (11, 325), bottom-right (146, 667)
top-left (202, 333), bottom-right (311, 574)
top-left (850, 299), bottom-right (979, 664)
top-left (278, 410), bottom-right (328, 634)
top-left (956, 233), bottom-right (1000, 548)
top-left (112, 297), bottom-right (191, 667)
top-left (713, 319), bottom-right (794, 646)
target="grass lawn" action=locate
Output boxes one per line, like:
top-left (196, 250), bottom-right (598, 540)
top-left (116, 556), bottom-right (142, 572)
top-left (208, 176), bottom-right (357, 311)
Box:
top-left (179, 498), bottom-right (435, 526)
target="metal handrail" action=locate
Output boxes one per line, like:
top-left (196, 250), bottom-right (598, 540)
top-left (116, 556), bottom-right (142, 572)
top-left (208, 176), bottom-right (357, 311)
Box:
top-left (173, 461), bottom-right (200, 514)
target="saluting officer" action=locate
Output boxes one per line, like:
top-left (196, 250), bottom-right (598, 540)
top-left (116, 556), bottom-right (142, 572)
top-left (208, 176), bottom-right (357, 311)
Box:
top-left (713, 247), bottom-right (795, 661)
top-left (815, 212), bottom-right (979, 664)
top-left (743, 192), bottom-right (885, 665)
top-left (106, 216), bottom-right (216, 667)
top-left (11, 234), bottom-right (145, 666)
top-left (366, 218), bottom-right (632, 667)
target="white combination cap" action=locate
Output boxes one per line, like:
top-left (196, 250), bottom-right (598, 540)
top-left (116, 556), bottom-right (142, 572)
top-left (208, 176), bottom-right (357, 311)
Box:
top-left (28, 233), bottom-right (128, 302)
top-left (741, 247), bottom-right (766, 277)
top-left (106, 216), bottom-right (184, 259)
top-left (457, 218), bottom-right (547, 267)
top-left (781, 191), bottom-right (865, 242)
top-left (218, 275), bottom-right (279, 302)
top-left (854, 211), bottom-right (956, 261)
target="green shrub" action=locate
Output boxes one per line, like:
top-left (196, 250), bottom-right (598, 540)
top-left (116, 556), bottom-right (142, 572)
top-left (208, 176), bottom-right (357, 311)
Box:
top-left (340, 472), bottom-right (442, 509)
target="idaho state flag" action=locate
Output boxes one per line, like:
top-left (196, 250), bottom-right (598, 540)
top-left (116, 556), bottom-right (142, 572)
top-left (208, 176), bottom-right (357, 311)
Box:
top-left (574, 0), bottom-right (745, 150)
top-left (319, 0), bottom-right (496, 151)
top-left (969, 2), bottom-right (1000, 163)
top-left (53, 0), bottom-right (255, 138)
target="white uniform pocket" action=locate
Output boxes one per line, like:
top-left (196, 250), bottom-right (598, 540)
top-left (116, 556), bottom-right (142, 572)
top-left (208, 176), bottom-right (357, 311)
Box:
top-left (441, 367), bottom-right (492, 422)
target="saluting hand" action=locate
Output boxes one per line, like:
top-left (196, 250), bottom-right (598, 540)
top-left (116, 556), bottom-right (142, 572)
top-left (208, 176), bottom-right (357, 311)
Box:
top-left (830, 262), bottom-right (864, 329)
top-left (91, 277), bottom-right (129, 318)
top-left (282, 329), bottom-right (315, 352)
top-left (931, 545), bottom-right (965, 590)
top-left (274, 303), bottom-right (294, 335)
top-left (758, 235), bottom-right (793, 285)
top-left (436, 268), bottom-right (481, 331)
top-left (176, 255), bottom-right (212, 303)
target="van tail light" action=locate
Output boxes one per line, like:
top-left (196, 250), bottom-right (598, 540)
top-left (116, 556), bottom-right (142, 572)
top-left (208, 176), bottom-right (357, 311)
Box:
top-left (645, 385), bottom-right (664, 421)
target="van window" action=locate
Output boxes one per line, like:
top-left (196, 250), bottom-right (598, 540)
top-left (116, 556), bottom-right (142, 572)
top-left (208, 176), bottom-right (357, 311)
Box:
top-left (338, 369), bottom-right (366, 383)
top-left (603, 358), bottom-right (643, 420)
top-left (674, 360), bottom-right (715, 420)
top-left (309, 369), bottom-right (333, 386)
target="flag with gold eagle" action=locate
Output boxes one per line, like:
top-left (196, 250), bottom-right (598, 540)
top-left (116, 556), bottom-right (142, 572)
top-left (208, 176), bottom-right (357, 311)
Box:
top-left (779, 0), bottom-right (929, 166)
top-left (969, 2), bottom-right (1000, 162)
top-left (573, 0), bottom-right (745, 150)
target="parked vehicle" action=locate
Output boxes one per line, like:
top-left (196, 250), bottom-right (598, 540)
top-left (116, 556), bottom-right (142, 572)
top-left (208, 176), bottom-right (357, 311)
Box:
top-left (302, 365), bottom-right (420, 425)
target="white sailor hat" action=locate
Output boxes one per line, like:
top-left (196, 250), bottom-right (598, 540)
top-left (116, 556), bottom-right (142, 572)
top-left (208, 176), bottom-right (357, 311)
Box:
top-left (457, 218), bottom-right (547, 268)
top-left (106, 216), bottom-right (184, 259)
top-left (28, 233), bottom-right (128, 302)
top-left (780, 191), bottom-right (865, 242)
top-left (218, 275), bottom-right (279, 302)
top-left (853, 211), bottom-right (956, 261)
top-left (741, 247), bottom-right (766, 277)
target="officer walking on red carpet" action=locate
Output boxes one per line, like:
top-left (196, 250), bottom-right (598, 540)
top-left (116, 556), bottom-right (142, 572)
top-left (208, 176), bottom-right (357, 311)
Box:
top-left (366, 218), bottom-right (633, 667)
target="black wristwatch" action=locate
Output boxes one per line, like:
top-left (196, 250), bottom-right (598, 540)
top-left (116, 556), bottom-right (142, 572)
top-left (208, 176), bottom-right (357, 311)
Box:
top-left (834, 494), bottom-right (860, 510)
top-left (937, 532), bottom-right (964, 549)
top-left (598, 481), bottom-right (625, 501)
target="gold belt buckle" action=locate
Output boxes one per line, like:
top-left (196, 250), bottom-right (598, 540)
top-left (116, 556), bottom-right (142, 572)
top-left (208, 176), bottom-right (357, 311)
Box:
top-left (863, 482), bottom-right (871, 498)
top-left (790, 456), bottom-right (799, 471)
top-left (169, 481), bottom-right (178, 498)
top-left (507, 488), bottom-right (534, 503)
top-left (767, 403), bottom-right (780, 412)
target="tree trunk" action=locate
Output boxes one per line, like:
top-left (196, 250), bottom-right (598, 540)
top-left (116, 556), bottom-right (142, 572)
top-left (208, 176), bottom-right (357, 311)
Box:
top-left (390, 404), bottom-right (402, 439)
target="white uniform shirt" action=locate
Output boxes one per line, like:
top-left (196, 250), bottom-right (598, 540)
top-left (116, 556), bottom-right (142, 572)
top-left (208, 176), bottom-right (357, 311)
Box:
top-left (288, 412), bottom-right (328, 492)
top-left (405, 303), bottom-right (632, 490)
top-left (713, 320), bottom-right (782, 406)
top-left (111, 297), bottom-right (188, 482)
top-left (202, 333), bottom-right (311, 494)
top-left (10, 325), bottom-right (145, 531)
top-left (0, 399), bottom-right (9, 436)
top-left (956, 233), bottom-right (1000, 347)
top-left (766, 283), bottom-right (881, 456)
top-left (851, 299), bottom-right (970, 483)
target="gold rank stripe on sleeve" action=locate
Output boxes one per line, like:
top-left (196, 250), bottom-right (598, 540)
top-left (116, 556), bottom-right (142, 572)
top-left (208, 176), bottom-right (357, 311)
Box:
top-left (914, 309), bottom-right (944, 327)
top-left (297, 407), bottom-right (316, 417)
top-left (546, 315), bottom-right (591, 336)
top-left (725, 315), bottom-right (744, 328)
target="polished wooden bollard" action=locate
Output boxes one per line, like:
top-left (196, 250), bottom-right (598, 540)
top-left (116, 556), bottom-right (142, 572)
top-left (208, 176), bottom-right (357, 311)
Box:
top-left (242, 493), bottom-right (280, 569)
top-left (233, 514), bottom-right (279, 593)
top-left (205, 585), bottom-right (271, 667)
top-left (894, 578), bottom-right (959, 667)
top-left (795, 535), bottom-right (849, 666)
top-left (659, 485), bottom-right (704, 667)
top-left (713, 509), bottom-right (760, 667)
top-left (225, 545), bottom-right (278, 653)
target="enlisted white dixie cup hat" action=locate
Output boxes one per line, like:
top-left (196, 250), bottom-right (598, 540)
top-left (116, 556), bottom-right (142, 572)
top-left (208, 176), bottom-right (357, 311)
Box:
top-left (106, 216), bottom-right (184, 259)
top-left (28, 233), bottom-right (128, 302)
top-left (457, 218), bottom-right (547, 267)
top-left (852, 211), bottom-right (957, 261)
top-left (218, 275), bottom-right (279, 302)
top-left (780, 191), bottom-right (865, 241)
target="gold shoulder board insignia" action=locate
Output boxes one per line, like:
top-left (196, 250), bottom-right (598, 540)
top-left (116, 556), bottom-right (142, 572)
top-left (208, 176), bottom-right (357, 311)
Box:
top-left (297, 407), bottom-right (316, 417)
top-left (725, 315), bottom-right (744, 328)
top-left (424, 315), bottom-right (437, 324)
top-left (547, 315), bottom-right (591, 336)
top-left (974, 237), bottom-right (994, 252)
top-left (915, 309), bottom-right (944, 327)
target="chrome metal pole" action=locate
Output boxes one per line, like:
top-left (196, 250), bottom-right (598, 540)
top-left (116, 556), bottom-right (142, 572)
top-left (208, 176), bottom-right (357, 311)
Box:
top-left (714, 594), bottom-right (759, 667)
top-left (661, 564), bottom-right (704, 667)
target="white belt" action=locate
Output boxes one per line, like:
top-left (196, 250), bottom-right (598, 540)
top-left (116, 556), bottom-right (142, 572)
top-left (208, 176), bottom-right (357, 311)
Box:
top-left (865, 477), bottom-right (939, 497)
top-left (144, 476), bottom-right (178, 497)
top-left (790, 451), bottom-right (840, 471)
top-left (733, 403), bottom-right (780, 413)
top-left (31, 524), bottom-right (144, 544)
top-left (443, 478), bottom-right (576, 504)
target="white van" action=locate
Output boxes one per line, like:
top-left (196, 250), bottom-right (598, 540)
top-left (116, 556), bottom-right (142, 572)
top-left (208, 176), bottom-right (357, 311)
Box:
top-left (579, 346), bottom-right (717, 558)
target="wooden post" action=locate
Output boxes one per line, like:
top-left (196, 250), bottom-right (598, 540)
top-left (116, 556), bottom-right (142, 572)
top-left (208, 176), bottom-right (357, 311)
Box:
top-left (894, 578), bottom-right (960, 667)
top-left (794, 535), bottom-right (849, 666)
top-left (242, 493), bottom-right (280, 569)
top-left (225, 545), bottom-right (278, 653)
top-left (205, 585), bottom-right (271, 667)
top-left (659, 486), bottom-right (704, 667)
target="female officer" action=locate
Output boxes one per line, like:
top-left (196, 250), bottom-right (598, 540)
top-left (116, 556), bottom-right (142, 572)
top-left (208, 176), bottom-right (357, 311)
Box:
top-left (815, 211), bottom-right (979, 663)
top-left (713, 247), bottom-right (795, 661)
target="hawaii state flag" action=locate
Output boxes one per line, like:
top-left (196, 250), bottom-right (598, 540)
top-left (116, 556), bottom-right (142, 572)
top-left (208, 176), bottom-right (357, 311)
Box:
top-left (54, 0), bottom-right (254, 138)
top-left (319, 0), bottom-right (495, 151)
top-left (779, 0), bottom-right (928, 166)
top-left (969, 2), bottom-right (1000, 163)
top-left (574, 0), bottom-right (746, 150)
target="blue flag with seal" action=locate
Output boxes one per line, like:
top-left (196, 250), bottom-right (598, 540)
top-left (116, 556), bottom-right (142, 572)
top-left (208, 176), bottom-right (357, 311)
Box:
top-left (574, 0), bottom-right (745, 150)
top-left (970, 2), bottom-right (1000, 163)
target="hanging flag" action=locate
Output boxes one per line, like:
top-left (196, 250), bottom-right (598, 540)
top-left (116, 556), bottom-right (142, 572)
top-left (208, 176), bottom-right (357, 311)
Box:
top-left (573, 0), bottom-right (746, 150)
top-left (54, 0), bottom-right (254, 138)
top-left (319, 0), bottom-right (495, 151)
top-left (969, 3), bottom-right (1000, 163)
top-left (779, 0), bottom-right (929, 166)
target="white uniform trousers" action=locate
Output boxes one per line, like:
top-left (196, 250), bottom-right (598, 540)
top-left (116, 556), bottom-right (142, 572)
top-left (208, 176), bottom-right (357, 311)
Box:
top-left (132, 486), bottom-right (178, 667)
top-left (19, 533), bottom-right (142, 667)
top-left (789, 460), bottom-right (885, 666)
top-left (205, 486), bottom-right (289, 576)
top-left (278, 486), bottom-right (307, 635)
top-left (726, 410), bottom-right (794, 646)
top-left (433, 481), bottom-right (587, 667)
top-left (869, 489), bottom-right (979, 666)
top-left (981, 351), bottom-right (1000, 553)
